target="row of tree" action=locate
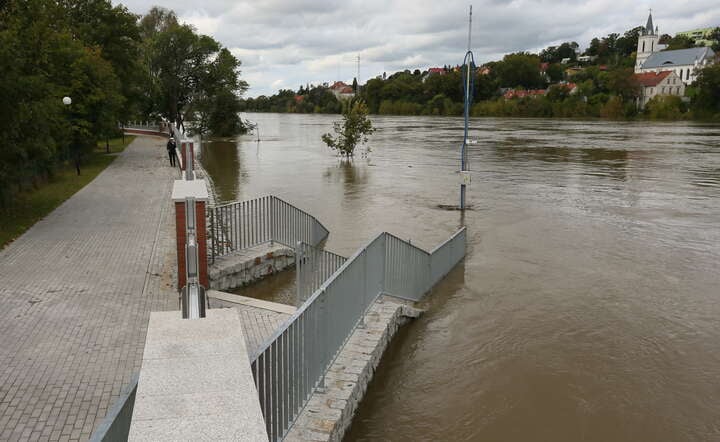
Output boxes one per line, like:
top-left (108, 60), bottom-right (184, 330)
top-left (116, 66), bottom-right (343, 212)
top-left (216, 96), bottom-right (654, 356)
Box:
top-left (0, 1), bottom-right (248, 206)
top-left (242, 26), bottom-right (720, 121)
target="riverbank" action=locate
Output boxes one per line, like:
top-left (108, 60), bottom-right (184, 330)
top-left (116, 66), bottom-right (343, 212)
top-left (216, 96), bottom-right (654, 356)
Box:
top-left (0, 136), bottom-right (135, 248)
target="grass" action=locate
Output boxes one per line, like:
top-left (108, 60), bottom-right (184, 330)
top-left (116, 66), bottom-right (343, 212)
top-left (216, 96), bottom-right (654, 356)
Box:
top-left (0, 135), bottom-right (136, 249)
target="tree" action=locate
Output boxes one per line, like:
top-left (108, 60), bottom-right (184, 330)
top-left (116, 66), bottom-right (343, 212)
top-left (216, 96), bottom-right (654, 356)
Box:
top-left (0, 0), bottom-right (125, 202)
top-left (708, 27), bottom-right (720, 52)
top-left (666, 35), bottom-right (696, 50)
top-left (692, 64), bottom-right (720, 118)
top-left (606, 68), bottom-right (640, 101)
top-left (59, 0), bottom-right (142, 122)
top-left (321, 100), bottom-right (375, 157)
top-left (586, 38), bottom-right (601, 56)
top-left (546, 63), bottom-right (564, 83)
top-left (645, 95), bottom-right (685, 119)
top-left (186, 47), bottom-right (249, 137)
top-left (494, 53), bottom-right (545, 89)
top-left (616, 27), bottom-right (644, 56)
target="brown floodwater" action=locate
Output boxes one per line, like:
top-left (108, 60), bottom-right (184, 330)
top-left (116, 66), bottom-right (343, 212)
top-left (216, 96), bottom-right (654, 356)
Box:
top-left (200, 113), bottom-right (720, 441)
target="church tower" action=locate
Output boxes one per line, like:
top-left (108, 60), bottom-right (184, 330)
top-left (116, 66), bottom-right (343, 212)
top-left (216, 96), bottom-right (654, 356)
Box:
top-left (635, 12), bottom-right (659, 72)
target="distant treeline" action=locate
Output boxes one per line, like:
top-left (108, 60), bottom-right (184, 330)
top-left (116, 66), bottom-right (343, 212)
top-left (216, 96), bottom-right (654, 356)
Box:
top-left (241, 26), bottom-right (720, 121)
top-left (0, 1), bottom-right (248, 206)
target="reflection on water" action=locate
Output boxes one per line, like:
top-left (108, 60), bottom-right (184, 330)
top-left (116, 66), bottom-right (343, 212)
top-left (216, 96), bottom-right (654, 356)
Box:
top-left (199, 140), bottom-right (241, 203)
top-left (230, 268), bottom-right (296, 306)
top-left (201, 113), bottom-right (720, 442)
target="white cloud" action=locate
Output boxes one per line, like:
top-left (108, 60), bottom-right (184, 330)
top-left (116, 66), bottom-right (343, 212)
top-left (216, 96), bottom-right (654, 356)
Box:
top-left (115, 0), bottom-right (720, 96)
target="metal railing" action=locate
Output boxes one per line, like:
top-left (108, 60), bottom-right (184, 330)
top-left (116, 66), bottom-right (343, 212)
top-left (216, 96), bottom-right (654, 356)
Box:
top-left (208, 196), bottom-right (330, 262)
top-left (125, 121), bottom-right (159, 130)
top-left (253, 226), bottom-right (466, 441)
top-left (295, 242), bottom-right (347, 305)
top-left (385, 227), bottom-right (467, 301)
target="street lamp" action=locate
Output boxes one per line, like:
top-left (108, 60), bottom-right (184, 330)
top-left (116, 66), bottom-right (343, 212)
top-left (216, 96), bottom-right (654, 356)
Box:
top-left (62, 96), bottom-right (81, 175)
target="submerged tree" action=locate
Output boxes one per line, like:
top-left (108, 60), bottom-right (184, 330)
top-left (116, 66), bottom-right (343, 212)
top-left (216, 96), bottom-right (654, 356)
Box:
top-left (321, 100), bottom-right (375, 158)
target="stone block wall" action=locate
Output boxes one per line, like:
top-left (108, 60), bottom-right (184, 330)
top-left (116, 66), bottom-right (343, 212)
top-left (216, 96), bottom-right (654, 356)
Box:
top-left (209, 244), bottom-right (295, 291)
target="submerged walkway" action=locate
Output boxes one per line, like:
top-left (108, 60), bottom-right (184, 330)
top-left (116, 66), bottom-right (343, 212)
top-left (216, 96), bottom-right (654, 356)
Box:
top-left (0, 137), bottom-right (179, 441)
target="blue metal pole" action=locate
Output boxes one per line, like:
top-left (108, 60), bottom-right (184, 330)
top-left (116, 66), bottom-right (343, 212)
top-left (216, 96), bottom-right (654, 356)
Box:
top-left (461, 50), bottom-right (474, 210)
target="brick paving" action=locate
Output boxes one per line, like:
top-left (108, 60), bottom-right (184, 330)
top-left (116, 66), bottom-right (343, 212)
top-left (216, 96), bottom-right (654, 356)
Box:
top-left (208, 298), bottom-right (291, 356)
top-left (0, 136), bottom-right (179, 441)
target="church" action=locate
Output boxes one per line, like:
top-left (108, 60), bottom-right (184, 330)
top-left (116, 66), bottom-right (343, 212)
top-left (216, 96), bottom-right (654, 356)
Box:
top-left (634, 12), bottom-right (715, 85)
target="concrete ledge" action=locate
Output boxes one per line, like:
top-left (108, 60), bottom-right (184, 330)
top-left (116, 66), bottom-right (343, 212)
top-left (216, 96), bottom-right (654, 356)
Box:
top-left (129, 309), bottom-right (268, 442)
top-left (208, 289), bottom-right (297, 315)
top-left (210, 243), bottom-right (294, 291)
top-left (171, 179), bottom-right (209, 202)
top-left (284, 298), bottom-right (422, 442)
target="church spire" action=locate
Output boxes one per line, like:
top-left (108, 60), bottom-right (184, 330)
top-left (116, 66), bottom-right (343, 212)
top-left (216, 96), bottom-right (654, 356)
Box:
top-left (645, 10), bottom-right (654, 35)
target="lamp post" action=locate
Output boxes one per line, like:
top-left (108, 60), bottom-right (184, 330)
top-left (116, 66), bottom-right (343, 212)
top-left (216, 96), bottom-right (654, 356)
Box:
top-left (63, 96), bottom-right (80, 175)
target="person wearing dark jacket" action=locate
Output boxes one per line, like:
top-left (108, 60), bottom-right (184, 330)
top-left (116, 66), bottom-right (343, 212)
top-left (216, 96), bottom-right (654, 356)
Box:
top-left (166, 137), bottom-right (177, 167)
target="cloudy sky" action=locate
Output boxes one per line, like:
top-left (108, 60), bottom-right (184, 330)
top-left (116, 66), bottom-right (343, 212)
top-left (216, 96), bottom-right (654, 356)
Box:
top-left (116, 0), bottom-right (719, 97)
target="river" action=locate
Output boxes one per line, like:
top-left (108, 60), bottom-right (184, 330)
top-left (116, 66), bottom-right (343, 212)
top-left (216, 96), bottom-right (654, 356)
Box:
top-left (200, 113), bottom-right (720, 441)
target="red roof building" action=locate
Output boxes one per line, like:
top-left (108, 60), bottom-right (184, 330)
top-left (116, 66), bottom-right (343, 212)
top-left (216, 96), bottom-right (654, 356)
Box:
top-left (634, 71), bottom-right (672, 87)
top-left (633, 71), bottom-right (685, 109)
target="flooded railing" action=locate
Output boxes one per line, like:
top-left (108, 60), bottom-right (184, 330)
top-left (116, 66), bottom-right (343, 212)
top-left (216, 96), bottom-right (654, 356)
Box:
top-left (252, 227), bottom-right (466, 441)
top-left (295, 241), bottom-right (347, 305)
top-left (207, 196), bottom-right (330, 262)
top-left (385, 228), bottom-right (467, 301)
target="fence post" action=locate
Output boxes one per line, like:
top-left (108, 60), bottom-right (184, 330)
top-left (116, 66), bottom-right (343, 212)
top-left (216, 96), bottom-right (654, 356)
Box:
top-left (295, 241), bottom-right (303, 307)
top-left (358, 250), bottom-right (367, 329)
top-left (378, 234), bottom-right (387, 303)
top-left (317, 289), bottom-right (327, 393)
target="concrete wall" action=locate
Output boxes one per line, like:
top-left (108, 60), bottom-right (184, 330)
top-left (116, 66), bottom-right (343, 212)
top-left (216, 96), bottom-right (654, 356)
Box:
top-left (285, 299), bottom-right (422, 442)
top-left (209, 243), bottom-right (295, 291)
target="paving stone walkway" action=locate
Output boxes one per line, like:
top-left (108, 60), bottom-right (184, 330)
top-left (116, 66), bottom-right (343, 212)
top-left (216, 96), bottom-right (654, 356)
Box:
top-left (0, 136), bottom-right (179, 442)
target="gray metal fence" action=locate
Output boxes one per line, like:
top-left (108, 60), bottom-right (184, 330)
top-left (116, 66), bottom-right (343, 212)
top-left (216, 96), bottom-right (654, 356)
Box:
top-left (295, 242), bottom-right (347, 306)
top-left (255, 226), bottom-right (467, 441)
top-left (385, 227), bottom-right (467, 301)
top-left (208, 196), bottom-right (330, 262)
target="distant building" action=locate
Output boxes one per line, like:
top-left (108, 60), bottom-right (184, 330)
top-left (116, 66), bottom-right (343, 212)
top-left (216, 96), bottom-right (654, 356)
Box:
top-left (634, 71), bottom-right (685, 109)
top-left (427, 67), bottom-right (446, 76)
top-left (676, 27), bottom-right (718, 47)
top-left (577, 55), bottom-right (598, 63)
top-left (329, 81), bottom-right (355, 100)
top-left (634, 12), bottom-right (715, 84)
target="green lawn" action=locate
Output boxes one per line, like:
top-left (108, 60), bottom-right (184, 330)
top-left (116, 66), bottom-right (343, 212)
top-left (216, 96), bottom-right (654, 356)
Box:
top-left (0, 136), bottom-right (136, 249)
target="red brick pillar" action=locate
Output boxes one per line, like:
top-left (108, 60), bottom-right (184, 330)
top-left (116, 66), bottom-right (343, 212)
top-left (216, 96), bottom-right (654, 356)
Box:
top-left (175, 201), bottom-right (187, 290)
top-left (180, 142), bottom-right (187, 171)
top-left (174, 199), bottom-right (209, 290)
top-left (180, 141), bottom-right (195, 172)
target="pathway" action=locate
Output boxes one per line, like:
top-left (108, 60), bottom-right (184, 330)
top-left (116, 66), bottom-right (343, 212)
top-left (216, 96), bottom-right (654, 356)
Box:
top-left (0, 136), bottom-right (178, 441)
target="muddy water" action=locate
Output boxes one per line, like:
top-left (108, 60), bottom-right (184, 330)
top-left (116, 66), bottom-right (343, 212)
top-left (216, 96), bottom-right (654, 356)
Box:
top-left (200, 113), bottom-right (720, 441)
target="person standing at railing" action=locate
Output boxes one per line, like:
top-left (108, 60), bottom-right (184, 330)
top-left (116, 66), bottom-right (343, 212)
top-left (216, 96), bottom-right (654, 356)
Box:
top-left (166, 137), bottom-right (177, 167)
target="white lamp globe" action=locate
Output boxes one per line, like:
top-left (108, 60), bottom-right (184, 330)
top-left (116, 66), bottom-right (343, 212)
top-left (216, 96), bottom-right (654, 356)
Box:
top-left (62, 96), bottom-right (72, 106)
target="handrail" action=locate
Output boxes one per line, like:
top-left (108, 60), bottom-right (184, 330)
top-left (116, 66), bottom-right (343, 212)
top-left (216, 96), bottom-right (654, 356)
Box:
top-left (207, 195), bottom-right (330, 262)
top-left (295, 241), bottom-right (347, 306)
top-left (250, 227), bottom-right (466, 441)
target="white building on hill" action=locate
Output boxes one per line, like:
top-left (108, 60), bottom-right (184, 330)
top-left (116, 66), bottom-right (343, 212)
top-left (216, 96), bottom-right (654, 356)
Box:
top-left (634, 12), bottom-right (715, 85)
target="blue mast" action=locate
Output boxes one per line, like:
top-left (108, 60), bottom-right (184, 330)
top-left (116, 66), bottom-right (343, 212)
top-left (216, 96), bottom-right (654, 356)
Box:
top-left (460, 5), bottom-right (474, 210)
